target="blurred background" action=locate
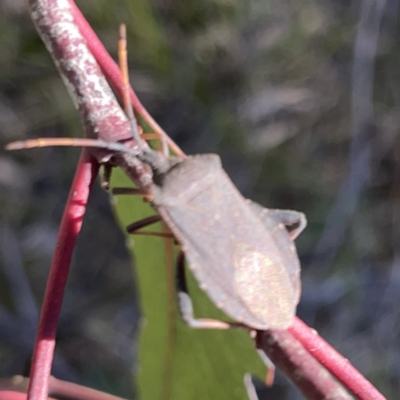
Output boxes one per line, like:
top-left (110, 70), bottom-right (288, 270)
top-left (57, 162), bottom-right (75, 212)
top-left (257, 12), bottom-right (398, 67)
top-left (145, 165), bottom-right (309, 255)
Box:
top-left (0, 0), bottom-right (399, 398)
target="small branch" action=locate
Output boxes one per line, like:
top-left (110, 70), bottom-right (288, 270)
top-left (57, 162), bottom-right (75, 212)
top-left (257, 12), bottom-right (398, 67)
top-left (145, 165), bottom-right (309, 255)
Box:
top-left (289, 318), bottom-right (386, 400)
top-left (26, 151), bottom-right (99, 400)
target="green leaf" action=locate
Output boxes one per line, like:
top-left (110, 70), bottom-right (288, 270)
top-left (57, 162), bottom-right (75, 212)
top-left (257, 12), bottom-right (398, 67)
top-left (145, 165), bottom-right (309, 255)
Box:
top-left (111, 168), bottom-right (266, 400)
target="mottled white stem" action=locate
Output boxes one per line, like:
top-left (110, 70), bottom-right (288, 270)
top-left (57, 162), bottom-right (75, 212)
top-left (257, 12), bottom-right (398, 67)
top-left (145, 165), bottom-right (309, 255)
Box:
top-left (28, 0), bottom-right (153, 188)
top-left (29, 0), bottom-right (132, 148)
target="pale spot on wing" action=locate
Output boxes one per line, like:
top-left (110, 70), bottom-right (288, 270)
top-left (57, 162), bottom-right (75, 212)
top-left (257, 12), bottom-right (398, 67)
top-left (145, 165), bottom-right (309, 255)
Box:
top-left (233, 242), bottom-right (295, 328)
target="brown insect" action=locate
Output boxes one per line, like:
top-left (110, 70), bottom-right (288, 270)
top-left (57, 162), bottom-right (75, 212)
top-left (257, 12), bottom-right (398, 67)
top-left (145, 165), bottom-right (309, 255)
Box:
top-left (6, 24), bottom-right (306, 332)
top-left (7, 137), bottom-right (306, 330)
top-left (127, 151), bottom-right (306, 330)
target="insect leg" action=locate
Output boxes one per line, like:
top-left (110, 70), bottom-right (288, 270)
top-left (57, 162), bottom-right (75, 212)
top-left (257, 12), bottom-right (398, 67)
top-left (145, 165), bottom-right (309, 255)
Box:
top-left (125, 215), bottom-right (175, 239)
top-left (253, 331), bottom-right (276, 386)
top-left (127, 215), bottom-right (162, 231)
top-left (113, 188), bottom-right (175, 238)
top-left (248, 201), bottom-right (307, 241)
top-left (244, 374), bottom-right (260, 400)
top-left (101, 164), bottom-right (113, 191)
top-left (112, 187), bottom-right (148, 196)
top-left (267, 209), bottom-right (307, 240)
top-left (118, 24), bottom-right (142, 148)
top-left (176, 251), bottom-right (240, 329)
top-left (243, 367), bottom-right (275, 400)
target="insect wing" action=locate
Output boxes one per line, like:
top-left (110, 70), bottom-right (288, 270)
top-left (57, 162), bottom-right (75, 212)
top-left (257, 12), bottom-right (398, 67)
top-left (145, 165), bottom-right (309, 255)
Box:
top-left (153, 155), bottom-right (296, 329)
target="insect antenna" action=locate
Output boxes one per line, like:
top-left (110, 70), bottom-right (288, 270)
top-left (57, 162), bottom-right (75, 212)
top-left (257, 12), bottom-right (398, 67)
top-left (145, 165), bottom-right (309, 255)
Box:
top-left (117, 24), bottom-right (170, 171)
top-left (118, 24), bottom-right (143, 149)
top-left (5, 137), bottom-right (139, 156)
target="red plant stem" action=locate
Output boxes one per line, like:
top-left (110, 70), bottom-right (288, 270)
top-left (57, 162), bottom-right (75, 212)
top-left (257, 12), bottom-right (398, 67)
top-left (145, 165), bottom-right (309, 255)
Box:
top-left (289, 317), bottom-right (386, 400)
top-left (0, 393), bottom-right (33, 400)
top-left (0, 375), bottom-right (128, 400)
top-left (68, 0), bottom-right (185, 158)
top-left (0, 391), bottom-right (54, 400)
top-left (48, 376), bottom-right (126, 400)
top-left (27, 152), bottom-right (99, 400)
top-left (258, 329), bottom-right (354, 400)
